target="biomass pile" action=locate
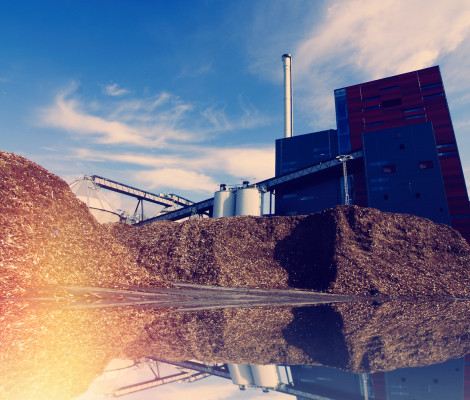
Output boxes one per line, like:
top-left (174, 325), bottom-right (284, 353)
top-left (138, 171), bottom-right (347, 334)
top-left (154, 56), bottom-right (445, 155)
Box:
top-left (0, 151), bottom-right (165, 298)
top-left (110, 206), bottom-right (470, 297)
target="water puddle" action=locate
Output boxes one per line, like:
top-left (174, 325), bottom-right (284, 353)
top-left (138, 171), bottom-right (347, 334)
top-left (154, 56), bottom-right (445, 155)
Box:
top-left (2, 283), bottom-right (470, 399)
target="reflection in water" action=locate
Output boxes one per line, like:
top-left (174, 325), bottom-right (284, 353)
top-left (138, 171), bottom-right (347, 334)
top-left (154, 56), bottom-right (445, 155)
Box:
top-left (2, 297), bottom-right (470, 399)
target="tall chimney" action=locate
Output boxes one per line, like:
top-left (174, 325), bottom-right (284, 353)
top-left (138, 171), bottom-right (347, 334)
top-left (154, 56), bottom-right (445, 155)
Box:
top-left (282, 54), bottom-right (293, 138)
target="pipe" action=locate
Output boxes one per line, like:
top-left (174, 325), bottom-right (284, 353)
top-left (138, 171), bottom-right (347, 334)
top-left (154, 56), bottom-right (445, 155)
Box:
top-left (282, 54), bottom-right (293, 138)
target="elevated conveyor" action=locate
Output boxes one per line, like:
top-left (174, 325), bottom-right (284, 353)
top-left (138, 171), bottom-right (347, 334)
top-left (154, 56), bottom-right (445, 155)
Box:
top-left (136, 150), bottom-right (364, 224)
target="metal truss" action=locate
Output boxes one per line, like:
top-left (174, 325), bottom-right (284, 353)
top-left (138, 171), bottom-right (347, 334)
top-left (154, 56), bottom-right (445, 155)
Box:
top-left (90, 175), bottom-right (194, 207)
top-left (139, 150), bottom-right (364, 223)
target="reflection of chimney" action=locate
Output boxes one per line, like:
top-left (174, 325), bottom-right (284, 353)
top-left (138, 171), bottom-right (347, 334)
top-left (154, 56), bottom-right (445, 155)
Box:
top-left (282, 54), bottom-right (293, 138)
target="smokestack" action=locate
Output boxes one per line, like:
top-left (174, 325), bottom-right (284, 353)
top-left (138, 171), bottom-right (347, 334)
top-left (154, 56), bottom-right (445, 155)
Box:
top-left (282, 54), bottom-right (293, 138)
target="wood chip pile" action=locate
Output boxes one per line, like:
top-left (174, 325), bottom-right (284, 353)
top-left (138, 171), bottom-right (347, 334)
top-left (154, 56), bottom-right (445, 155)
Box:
top-left (0, 151), bottom-right (165, 298)
top-left (110, 206), bottom-right (470, 297)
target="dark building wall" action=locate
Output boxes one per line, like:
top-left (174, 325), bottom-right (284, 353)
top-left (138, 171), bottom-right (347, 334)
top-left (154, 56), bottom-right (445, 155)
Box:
top-left (335, 66), bottom-right (470, 241)
top-left (275, 130), bottom-right (341, 216)
top-left (363, 123), bottom-right (450, 224)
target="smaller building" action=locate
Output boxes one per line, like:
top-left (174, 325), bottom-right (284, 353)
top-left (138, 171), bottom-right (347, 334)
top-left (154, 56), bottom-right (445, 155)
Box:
top-left (275, 129), bottom-right (341, 216)
top-left (363, 122), bottom-right (450, 224)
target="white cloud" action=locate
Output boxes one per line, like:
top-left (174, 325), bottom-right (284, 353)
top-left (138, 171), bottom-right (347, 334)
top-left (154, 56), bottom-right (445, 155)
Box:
top-left (295, 0), bottom-right (470, 80)
top-left (39, 84), bottom-right (194, 147)
top-left (252, 0), bottom-right (470, 130)
top-left (70, 145), bottom-right (275, 194)
top-left (136, 168), bottom-right (219, 193)
top-left (39, 83), bottom-right (272, 148)
top-left (103, 83), bottom-right (130, 96)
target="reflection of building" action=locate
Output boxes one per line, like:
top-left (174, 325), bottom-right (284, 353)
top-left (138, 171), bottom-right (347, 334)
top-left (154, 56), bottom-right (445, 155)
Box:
top-left (290, 355), bottom-right (470, 400)
top-left (275, 66), bottom-right (470, 243)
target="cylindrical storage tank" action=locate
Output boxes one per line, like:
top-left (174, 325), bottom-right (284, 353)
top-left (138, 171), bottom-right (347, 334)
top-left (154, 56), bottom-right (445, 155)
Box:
top-left (250, 365), bottom-right (280, 388)
top-left (227, 364), bottom-right (255, 386)
top-left (213, 185), bottom-right (236, 218)
top-left (235, 187), bottom-right (262, 216)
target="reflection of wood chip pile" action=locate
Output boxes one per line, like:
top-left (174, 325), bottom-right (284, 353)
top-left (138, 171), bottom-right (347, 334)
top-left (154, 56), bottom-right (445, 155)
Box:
top-left (0, 151), bottom-right (165, 298)
top-left (110, 205), bottom-right (470, 298)
top-left (136, 300), bottom-right (470, 373)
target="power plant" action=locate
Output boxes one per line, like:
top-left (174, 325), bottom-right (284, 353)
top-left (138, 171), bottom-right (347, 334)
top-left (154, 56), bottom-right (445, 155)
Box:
top-left (70, 56), bottom-right (470, 244)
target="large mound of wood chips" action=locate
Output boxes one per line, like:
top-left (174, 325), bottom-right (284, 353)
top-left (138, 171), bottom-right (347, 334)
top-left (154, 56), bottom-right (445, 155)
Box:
top-left (0, 151), bottom-right (165, 298)
top-left (2, 149), bottom-right (470, 298)
top-left (110, 205), bottom-right (470, 298)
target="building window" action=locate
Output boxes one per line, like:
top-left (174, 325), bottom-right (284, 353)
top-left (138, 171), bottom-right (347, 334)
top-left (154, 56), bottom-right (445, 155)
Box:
top-left (438, 151), bottom-right (457, 157)
top-left (365, 121), bottom-right (385, 127)
top-left (363, 95), bottom-right (380, 102)
top-left (399, 144), bottom-right (406, 150)
top-left (382, 98), bottom-right (402, 108)
top-left (384, 194), bottom-right (389, 200)
top-left (436, 143), bottom-right (454, 149)
top-left (416, 193), bottom-right (421, 199)
top-left (404, 107), bottom-right (425, 113)
top-left (419, 160), bottom-right (434, 169)
top-left (405, 114), bottom-right (425, 120)
top-left (363, 105), bottom-right (381, 111)
top-left (421, 83), bottom-right (442, 90)
top-left (423, 92), bottom-right (443, 99)
top-left (383, 165), bottom-right (397, 174)
top-left (380, 85), bottom-right (399, 92)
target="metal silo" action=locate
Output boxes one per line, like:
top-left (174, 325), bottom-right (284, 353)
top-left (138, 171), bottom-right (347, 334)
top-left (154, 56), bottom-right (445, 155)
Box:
top-left (227, 363), bottom-right (255, 386)
top-left (235, 181), bottom-right (262, 216)
top-left (213, 184), bottom-right (236, 218)
top-left (250, 365), bottom-right (280, 388)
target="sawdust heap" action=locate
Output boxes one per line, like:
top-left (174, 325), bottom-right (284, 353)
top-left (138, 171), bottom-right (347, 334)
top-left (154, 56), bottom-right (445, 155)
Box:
top-left (0, 151), bottom-right (165, 298)
top-left (110, 206), bottom-right (470, 297)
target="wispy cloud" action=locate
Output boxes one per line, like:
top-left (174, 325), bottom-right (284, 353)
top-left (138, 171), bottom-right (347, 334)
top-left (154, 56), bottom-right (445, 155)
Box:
top-left (39, 83), bottom-right (272, 147)
top-left (39, 83), bottom-right (196, 147)
top-left (294, 0), bottom-right (470, 127)
top-left (137, 168), bottom-right (219, 193)
top-left (248, 0), bottom-right (470, 130)
top-left (103, 83), bottom-right (130, 96)
top-left (70, 145), bottom-right (275, 194)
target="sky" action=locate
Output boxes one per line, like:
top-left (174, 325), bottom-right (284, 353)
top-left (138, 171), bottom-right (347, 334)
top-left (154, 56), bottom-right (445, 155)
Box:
top-left (74, 359), bottom-right (292, 400)
top-left (3, 0), bottom-right (470, 214)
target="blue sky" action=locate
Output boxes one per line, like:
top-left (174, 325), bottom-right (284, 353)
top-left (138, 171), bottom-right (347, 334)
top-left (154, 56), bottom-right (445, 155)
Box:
top-left (3, 0), bottom-right (470, 212)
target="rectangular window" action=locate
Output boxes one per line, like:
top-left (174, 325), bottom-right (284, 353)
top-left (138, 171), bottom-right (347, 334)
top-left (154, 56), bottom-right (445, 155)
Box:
top-left (380, 85), bottom-right (399, 92)
top-left (423, 93), bottom-right (443, 99)
top-left (438, 151), bottom-right (457, 157)
top-left (419, 160), bottom-right (434, 169)
top-left (363, 105), bottom-right (381, 111)
top-left (382, 98), bottom-right (402, 108)
top-left (404, 107), bottom-right (425, 113)
top-left (436, 143), bottom-right (455, 149)
top-left (405, 114), bottom-right (426, 120)
top-left (363, 95), bottom-right (380, 102)
top-left (365, 121), bottom-right (385, 127)
top-left (383, 165), bottom-right (397, 174)
top-left (421, 83), bottom-right (442, 90)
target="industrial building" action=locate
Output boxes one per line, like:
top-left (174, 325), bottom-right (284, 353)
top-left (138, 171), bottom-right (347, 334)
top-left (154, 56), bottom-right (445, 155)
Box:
top-left (276, 65), bottom-right (470, 243)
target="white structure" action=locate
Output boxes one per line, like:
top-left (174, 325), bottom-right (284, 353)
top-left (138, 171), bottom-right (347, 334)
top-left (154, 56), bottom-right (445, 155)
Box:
top-left (282, 53), bottom-right (293, 138)
top-left (251, 365), bottom-right (280, 388)
top-left (69, 176), bottom-right (121, 224)
top-left (235, 184), bottom-right (262, 216)
top-left (227, 364), bottom-right (255, 386)
top-left (213, 184), bottom-right (236, 218)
